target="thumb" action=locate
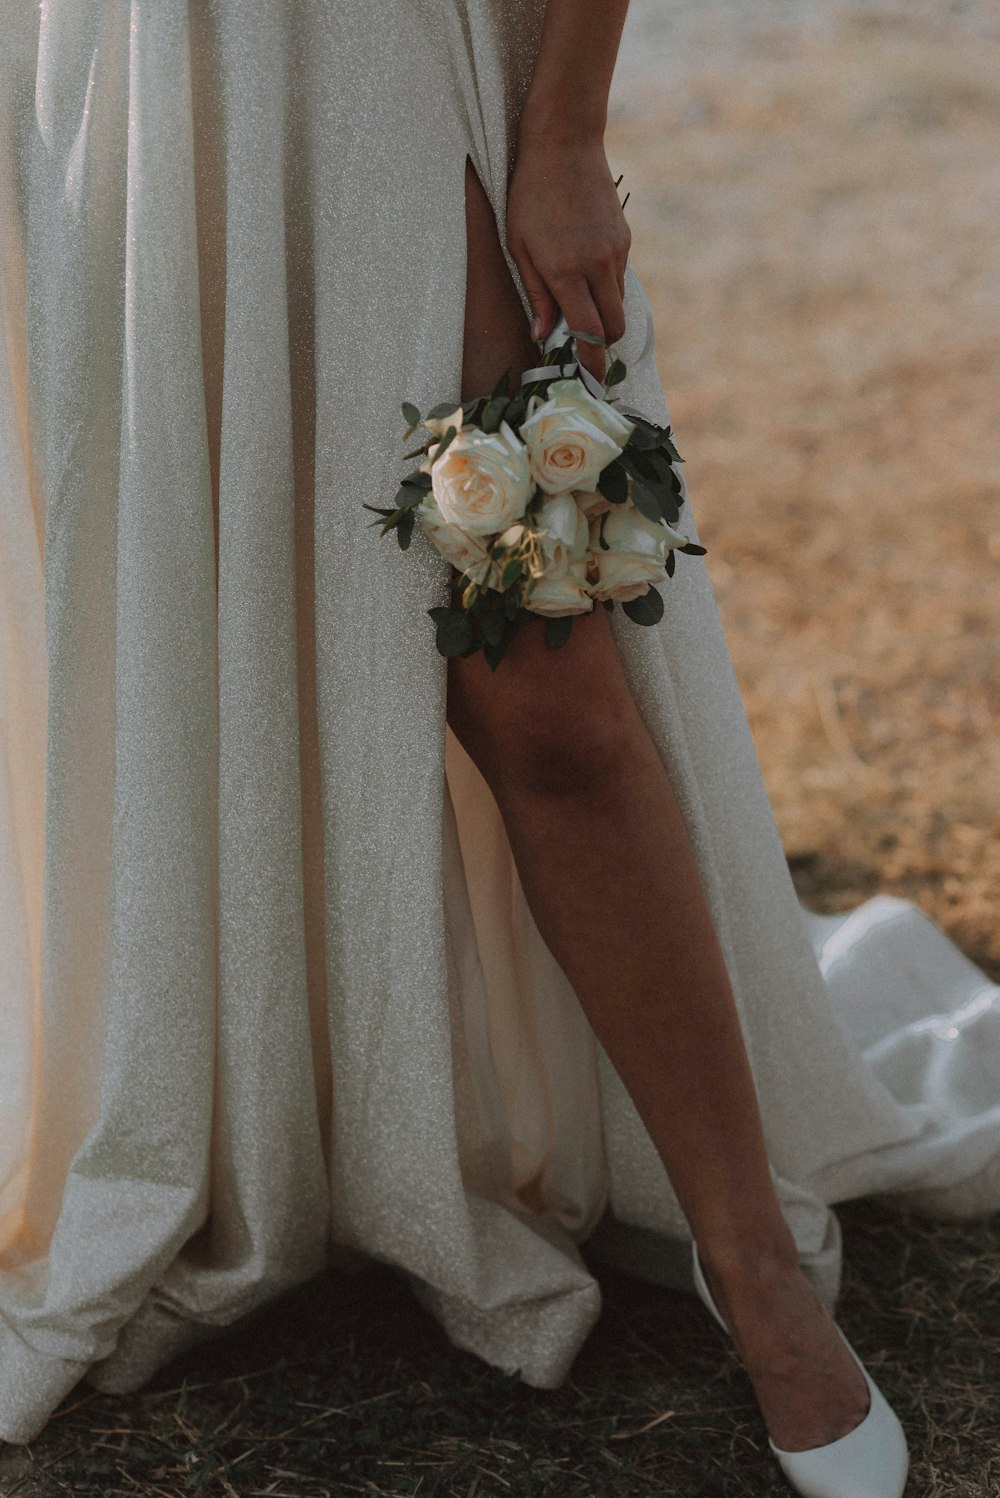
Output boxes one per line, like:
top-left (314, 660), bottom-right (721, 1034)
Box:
top-left (514, 246), bottom-right (560, 344)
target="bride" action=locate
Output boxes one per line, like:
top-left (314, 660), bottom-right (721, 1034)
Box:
top-left (2, 1), bottom-right (997, 1490)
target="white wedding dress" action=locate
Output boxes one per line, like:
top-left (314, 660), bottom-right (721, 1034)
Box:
top-left (1, 0), bottom-right (998, 1447)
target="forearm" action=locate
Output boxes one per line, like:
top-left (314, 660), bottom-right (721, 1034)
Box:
top-left (518, 0), bottom-right (631, 144)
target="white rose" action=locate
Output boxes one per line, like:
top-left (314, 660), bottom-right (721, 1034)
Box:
top-left (589, 505), bottom-right (692, 604)
top-left (423, 420), bottom-right (533, 536)
top-left (519, 378), bottom-right (635, 496)
top-left (416, 493), bottom-right (503, 588)
top-left (535, 492), bottom-right (586, 575)
top-left (525, 556), bottom-right (594, 617)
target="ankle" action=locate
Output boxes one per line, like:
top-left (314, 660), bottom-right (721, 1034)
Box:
top-left (696, 1224), bottom-right (800, 1289)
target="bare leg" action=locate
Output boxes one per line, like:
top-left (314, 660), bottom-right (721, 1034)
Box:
top-left (449, 157), bottom-right (870, 1452)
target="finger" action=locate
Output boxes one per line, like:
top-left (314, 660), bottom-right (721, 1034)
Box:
top-left (509, 241), bottom-right (560, 344)
top-left (589, 263), bottom-right (627, 352)
top-left (552, 274), bottom-right (607, 384)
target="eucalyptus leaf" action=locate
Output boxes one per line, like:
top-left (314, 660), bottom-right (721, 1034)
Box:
top-left (397, 511), bottom-right (415, 550)
top-left (605, 357), bottom-right (627, 388)
top-left (505, 393), bottom-right (527, 427)
top-left (621, 585), bottom-right (664, 626)
top-left (680, 541), bottom-right (707, 556)
top-left (483, 635), bottom-right (510, 671)
top-left (476, 589), bottom-right (507, 646)
top-left (501, 556), bottom-right (523, 588)
top-left (432, 425), bottom-right (459, 463)
top-left (491, 367), bottom-right (511, 399)
top-left (665, 549), bottom-right (676, 577)
top-left (481, 395), bottom-right (508, 434)
top-left (401, 468), bottom-right (432, 491)
top-left (401, 401), bottom-right (421, 428)
top-left (392, 482), bottom-right (428, 512)
top-left (434, 609), bottom-right (475, 657)
top-left (427, 400), bottom-right (459, 421)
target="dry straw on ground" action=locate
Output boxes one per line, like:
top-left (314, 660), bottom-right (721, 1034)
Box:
top-left (2, 4), bottom-right (998, 1494)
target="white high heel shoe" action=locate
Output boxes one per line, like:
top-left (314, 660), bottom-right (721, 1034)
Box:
top-left (691, 1241), bottom-right (909, 1498)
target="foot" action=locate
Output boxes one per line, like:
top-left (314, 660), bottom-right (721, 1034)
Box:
top-left (699, 1247), bottom-right (872, 1453)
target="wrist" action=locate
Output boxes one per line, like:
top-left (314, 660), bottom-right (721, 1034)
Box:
top-left (516, 96), bottom-right (607, 151)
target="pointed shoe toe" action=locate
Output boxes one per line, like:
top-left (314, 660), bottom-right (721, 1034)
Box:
top-left (691, 1240), bottom-right (910, 1498)
top-left (769, 1355), bottom-right (909, 1498)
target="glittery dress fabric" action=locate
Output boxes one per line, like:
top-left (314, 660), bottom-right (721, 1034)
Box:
top-left (2, 0), bottom-right (1000, 1446)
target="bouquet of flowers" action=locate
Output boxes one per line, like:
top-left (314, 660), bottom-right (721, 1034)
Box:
top-left (363, 316), bottom-right (707, 671)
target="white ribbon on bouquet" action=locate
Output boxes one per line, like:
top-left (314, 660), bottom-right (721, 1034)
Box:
top-left (518, 313), bottom-right (609, 402)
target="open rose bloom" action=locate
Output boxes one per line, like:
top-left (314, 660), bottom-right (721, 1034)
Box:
top-left (364, 328), bottom-right (707, 670)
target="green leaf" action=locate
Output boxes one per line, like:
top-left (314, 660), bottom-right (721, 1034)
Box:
top-left (361, 503), bottom-right (397, 517)
top-left (504, 393), bottom-right (527, 427)
top-left (679, 542), bottom-right (707, 556)
top-left (604, 357), bottom-right (627, 388)
top-left (621, 585), bottom-right (664, 626)
top-left (624, 445), bottom-right (660, 483)
top-left (631, 483), bottom-right (663, 526)
top-left (503, 587), bottom-right (524, 619)
top-left (431, 425), bottom-right (458, 463)
top-left (597, 459), bottom-right (629, 505)
top-left (483, 635), bottom-right (510, 672)
top-left (657, 490), bottom-right (682, 527)
top-left (427, 400), bottom-right (459, 421)
top-left (665, 549), bottom-right (676, 577)
top-left (481, 395), bottom-right (508, 434)
top-left (645, 449), bottom-right (675, 486)
top-left (544, 614), bottom-right (574, 649)
top-left (428, 607), bottom-right (456, 624)
top-left (624, 418), bottom-right (662, 451)
top-left (598, 513), bottom-right (611, 550)
top-left (476, 590), bottom-right (507, 646)
top-left (491, 367), bottom-right (511, 399)
top-left (391, 482), bottom-right (429, 512)
top-left (432, 608), bottom-right (475, 657)
top-left (396, 511), bottom-right (415, 550)
top-left (501, 556), bottom-right (523, 588)
top-left (401, 468), bottom-right (432, 491)
top-left (401, 401), bottom-right (421, 429)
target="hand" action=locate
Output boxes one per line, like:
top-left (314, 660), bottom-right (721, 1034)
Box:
top-left (505, 132), bottom-right (631, 386)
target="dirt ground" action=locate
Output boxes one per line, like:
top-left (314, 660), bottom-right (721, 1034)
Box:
top-left (609, 1), bottom-right (1000, 979)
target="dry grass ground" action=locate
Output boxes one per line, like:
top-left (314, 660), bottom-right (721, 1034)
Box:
top-left (2, 5), bottom-right (998, 1495)
top-left (615, 4), bottom-right (1000, 976)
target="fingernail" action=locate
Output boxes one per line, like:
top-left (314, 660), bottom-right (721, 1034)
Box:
top-left (530, 316), bottom-right (542, 341)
